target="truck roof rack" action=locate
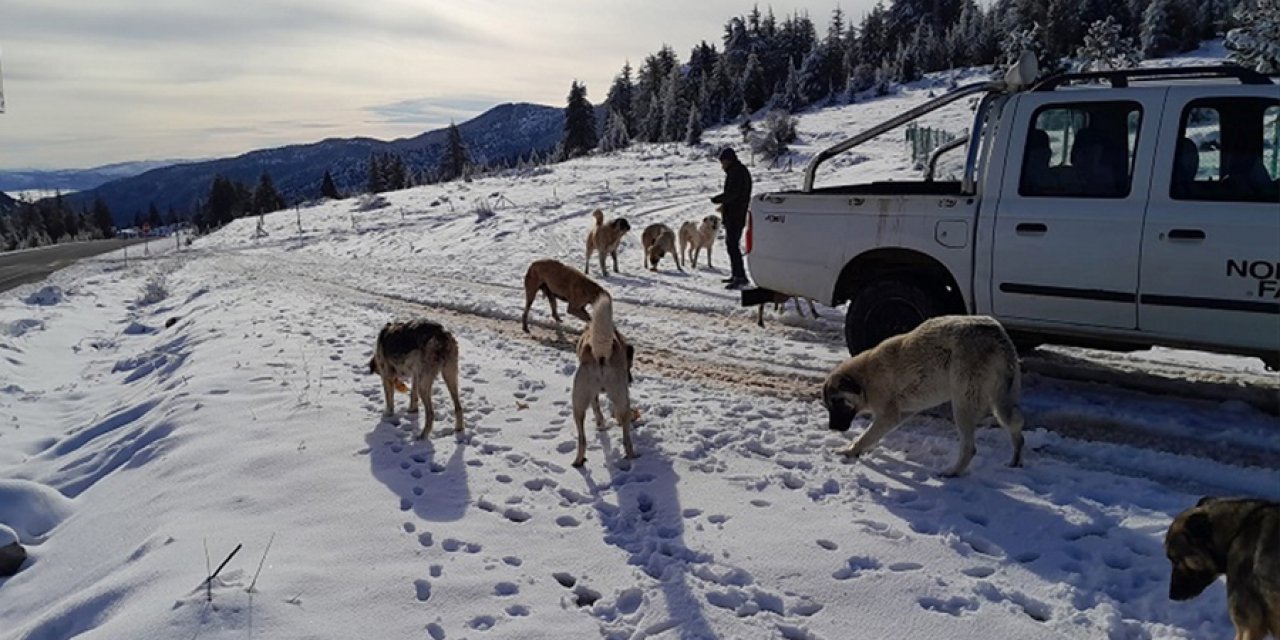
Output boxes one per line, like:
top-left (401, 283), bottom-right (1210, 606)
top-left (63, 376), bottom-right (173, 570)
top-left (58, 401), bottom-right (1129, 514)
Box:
top-left (1032, 66), bottom-right (1274, 91)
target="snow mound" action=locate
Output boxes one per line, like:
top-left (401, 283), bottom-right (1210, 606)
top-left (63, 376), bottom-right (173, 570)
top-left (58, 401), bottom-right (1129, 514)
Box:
top-left (0, 523), bottom-right (17, 547)
top-left (2, 318), bottom-right (44, 337)
top-left (0, 480), bottom-right (75, 542)
top-left (24, 286), bottom-right (65, 306)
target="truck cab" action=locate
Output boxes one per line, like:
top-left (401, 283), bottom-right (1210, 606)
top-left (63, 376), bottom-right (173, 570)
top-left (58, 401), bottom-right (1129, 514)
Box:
top-left (743, 63), bottom-right (1280, 368)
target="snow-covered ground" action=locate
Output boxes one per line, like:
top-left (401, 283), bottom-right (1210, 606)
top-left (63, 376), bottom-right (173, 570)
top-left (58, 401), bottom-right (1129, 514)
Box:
top-left (3, 53), bottom-right (1279, 640)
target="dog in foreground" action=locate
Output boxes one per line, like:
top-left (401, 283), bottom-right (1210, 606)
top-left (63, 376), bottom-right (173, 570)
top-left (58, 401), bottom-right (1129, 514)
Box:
top-left (641, 223), bottom-right (682, 272)
top-left (522, 259), bottom-right (608, 333)
top-left (1166, 497), bottom-right (1280, 639)
top-left (369, 319), bottom-right (465, 440)
top-left (570, 292), bottom-right (636, 467)
top-left (584, 209), bottom-right (631, 276)
top-left (679, 213), bottom-right (721, 269)
top-left (821, 315), bottom-right (1025, 476)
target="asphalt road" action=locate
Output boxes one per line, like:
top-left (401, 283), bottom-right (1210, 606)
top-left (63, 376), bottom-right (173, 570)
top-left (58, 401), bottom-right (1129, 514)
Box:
top-left (0, 238), bottom-right (151, 294)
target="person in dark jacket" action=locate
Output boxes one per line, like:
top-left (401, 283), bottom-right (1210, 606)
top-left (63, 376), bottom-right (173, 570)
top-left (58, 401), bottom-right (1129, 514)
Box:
top-left (710, 147), bottom-right (752, 290)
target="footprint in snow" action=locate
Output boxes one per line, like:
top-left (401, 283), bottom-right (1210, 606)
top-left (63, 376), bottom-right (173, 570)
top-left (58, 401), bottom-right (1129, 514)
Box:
top-left (414, 579), bottom-right (432, 602)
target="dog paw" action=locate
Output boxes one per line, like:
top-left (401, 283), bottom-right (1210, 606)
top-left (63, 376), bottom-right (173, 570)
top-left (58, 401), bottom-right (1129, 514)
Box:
top-left (571, 458), bottom-right (586, 468)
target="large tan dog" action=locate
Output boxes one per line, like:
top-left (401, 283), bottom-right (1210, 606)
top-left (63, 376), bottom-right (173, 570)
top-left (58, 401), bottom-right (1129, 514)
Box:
top-left (821, 315), bottom-right (1025, 476)
top-left (584, 209), bottom-right (631, 276)
top-left (368, 319), bottom-right (465, 440)
top-left (679, 214), bottom-right (721, 268)
top-left (1166, 497), bottom-right (1280, 640)
top-left (522, 259), bottom-right (608, 333)
top-left (569, 294), bottom-right (635, 467)
top-left (641, 223), bottom-right (682, 272)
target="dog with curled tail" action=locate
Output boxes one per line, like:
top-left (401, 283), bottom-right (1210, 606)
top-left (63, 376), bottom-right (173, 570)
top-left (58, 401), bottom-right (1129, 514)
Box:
top-left (569, 294), bottom-right (636, 467)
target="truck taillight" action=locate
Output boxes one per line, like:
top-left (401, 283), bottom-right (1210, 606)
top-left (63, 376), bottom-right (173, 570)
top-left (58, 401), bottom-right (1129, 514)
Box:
top-left (745, 211), bottom-right (753, 254)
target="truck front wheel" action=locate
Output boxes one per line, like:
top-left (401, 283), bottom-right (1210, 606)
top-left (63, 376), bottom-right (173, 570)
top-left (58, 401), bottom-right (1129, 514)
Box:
top-left (844, 279), bottom-right (944, 356)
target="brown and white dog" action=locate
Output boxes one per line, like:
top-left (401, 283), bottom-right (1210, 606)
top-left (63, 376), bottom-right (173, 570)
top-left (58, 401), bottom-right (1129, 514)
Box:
top-left (641, 223), bottom-right (682, 272)
top-left (522, 259), bottom-right (608, 333)
top-left (679, 213), bottom-right (721, 269)
top-left (368, 319), bottom-right (465, 440)
top-left (570, 294), bottom-right (636, 467)
top-left (584, 209), bottom-right (631, 276)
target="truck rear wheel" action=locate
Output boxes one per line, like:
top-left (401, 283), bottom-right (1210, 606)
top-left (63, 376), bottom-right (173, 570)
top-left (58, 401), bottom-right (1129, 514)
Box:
top-left (844, 279), bottom-right (944, 356)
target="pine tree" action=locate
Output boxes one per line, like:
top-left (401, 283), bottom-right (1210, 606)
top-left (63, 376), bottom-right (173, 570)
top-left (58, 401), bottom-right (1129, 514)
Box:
top-left (254, 171), bottom-right (286, 214)
top-left (146, 202), bottom-right (163, 229)
top-left (684, 106), bottom-right (703, 145)
top-left (659, 65), bottom-right (687, 142)
top-left (92, 197), bottom-right (114, 238)
top-left (1077, 16), bottom-right (1141, 71)
top-left (1045, 0), bottom-right (1083, 61)
top-left (778, 61), bottom-right (805, 111)
top-left (321, 169), bottom-right (342, 199)
top-left (438, 123), bottom-right (471, 182)
top-left (367, 153), bottom-right (386, 193)
top-left (740, 53), bottom-right (769, 114)
top-left (857, 5), bottom-right (888, 67)
top-left (560, 80), bottom-right (598, 160)
top-left (704, 58), bottom-right (732, 124)
top-left (605, 62), bottom-right (636, 137)
top-left (207, 175), bottom-right (247, 227)
top-left (1226, 0), bottom-right (1280, 72)
top-left (1141, 0), bottom-right (1178, 57)
top-left (599, 110), bottom-right (632, 153)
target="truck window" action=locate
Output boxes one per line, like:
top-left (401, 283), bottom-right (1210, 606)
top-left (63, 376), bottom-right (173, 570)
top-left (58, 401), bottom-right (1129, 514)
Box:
top-left (1019, 101), bottom-right (1142, 199)
top-left (1173, 97), bottom-right (1280, 203)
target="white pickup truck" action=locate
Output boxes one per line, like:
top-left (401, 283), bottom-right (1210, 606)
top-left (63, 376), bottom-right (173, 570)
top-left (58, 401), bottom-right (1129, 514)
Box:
top-left (743, 61), bottom-right (1280, 369)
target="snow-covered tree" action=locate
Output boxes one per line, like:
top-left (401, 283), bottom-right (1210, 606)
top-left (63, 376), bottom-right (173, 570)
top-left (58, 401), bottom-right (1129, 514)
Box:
top-left (560, 80), bottom-right (598, 160)
top-left (659, 65), bottom-right (688, 142)
top-left (1002, 23), bottom-right (1050, 70)
top-left (1141, 0), bottom-right (1178, 57)
top-left (604, 62), bottom-right (636, 138)
top-left (777, 62), bottom-right (805, 112)
top-left (1045, 0), bottom-right (1083, 60)
top-left (1077, 16), bottom-right (1141, 71)
top-left (1226, 0), bottom-right (1280, 72)
top-left (704, 57), bottom-right (733, 124)
top-left (740, 53), bottom-right (769, 114)
top-left (751, 109), bottom-right (799, 161)
top-left (598, 110), bottom-right (631, 153)
top-left (684, 106), bottom-right (703, 145)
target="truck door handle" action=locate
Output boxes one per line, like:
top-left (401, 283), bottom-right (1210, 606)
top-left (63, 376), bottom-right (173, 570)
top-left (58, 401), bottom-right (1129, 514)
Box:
top-left (1166, 228), bottom-right (1206, 241)
top-left (1016, 223), bottom-right (1048, 235)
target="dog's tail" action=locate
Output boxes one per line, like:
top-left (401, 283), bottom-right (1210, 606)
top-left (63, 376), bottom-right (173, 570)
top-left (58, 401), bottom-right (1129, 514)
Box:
top-left (592, 209), bottom-right (604, 226)
top-left (589, 293), bottom-right (614, 364)
top-left (368, 356), bottom-right (377, 374)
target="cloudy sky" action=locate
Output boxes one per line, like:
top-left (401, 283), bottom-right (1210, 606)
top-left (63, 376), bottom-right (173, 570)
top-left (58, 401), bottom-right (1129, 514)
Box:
top-left (0, 1), bottom-right (873, 170)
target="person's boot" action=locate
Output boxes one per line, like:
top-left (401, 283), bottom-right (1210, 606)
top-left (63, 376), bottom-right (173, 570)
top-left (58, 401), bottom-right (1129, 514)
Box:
top-left (724, 277), bottom-right (750, 290)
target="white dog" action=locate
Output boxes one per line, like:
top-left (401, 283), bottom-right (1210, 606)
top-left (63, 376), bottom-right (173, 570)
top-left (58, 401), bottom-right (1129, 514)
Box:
top-left (821, 316), bottom-right (1025, 476)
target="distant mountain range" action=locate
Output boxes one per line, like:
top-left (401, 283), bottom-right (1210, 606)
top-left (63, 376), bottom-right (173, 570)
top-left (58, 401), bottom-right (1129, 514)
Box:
top-left (0, 160), bottom-right (188, 194)
top-left (58, 102), bottom-right (566, 225)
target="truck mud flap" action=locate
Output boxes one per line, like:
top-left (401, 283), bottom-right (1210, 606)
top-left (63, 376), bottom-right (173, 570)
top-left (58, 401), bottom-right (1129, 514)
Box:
top-left (741, 287), bottom-right (781, 307)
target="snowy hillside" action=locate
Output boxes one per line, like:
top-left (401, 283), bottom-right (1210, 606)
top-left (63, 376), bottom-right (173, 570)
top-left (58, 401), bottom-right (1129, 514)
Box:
top-left (2, 56), bottom-right (1278, 640)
